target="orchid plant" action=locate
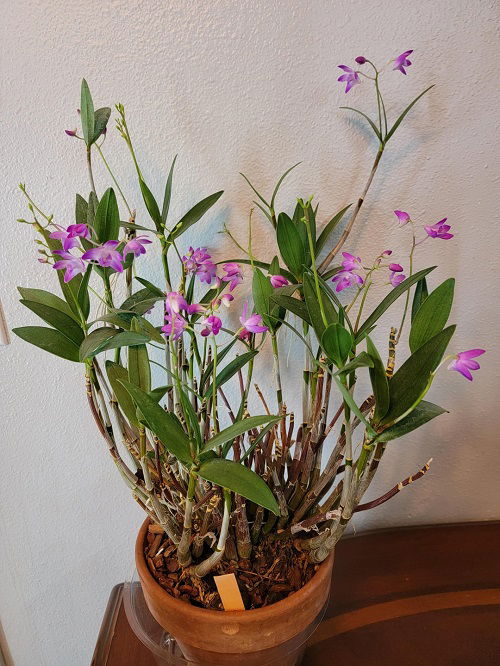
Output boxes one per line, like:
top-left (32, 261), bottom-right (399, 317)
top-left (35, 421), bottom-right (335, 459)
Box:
top-left (14, 51), bottom-right (484, 573)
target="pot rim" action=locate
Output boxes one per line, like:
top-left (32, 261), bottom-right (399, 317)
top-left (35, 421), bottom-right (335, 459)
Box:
top-left (136, 518), bottom-right (334, 620)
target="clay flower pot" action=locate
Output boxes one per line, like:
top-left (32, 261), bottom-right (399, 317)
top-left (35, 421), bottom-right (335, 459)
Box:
top-left (136, 519), bottom-right (334, 665)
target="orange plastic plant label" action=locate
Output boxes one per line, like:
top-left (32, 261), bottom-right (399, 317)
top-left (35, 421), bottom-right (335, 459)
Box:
top-left (214, 573), bottom-right (245, 611)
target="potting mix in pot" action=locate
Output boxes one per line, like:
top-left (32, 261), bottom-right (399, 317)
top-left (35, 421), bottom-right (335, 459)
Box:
top-left (14, 49), bottom-right (484, 659)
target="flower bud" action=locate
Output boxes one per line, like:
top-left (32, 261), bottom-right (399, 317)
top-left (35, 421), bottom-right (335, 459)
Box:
top-left (355, 56), bottom-right (367, 64)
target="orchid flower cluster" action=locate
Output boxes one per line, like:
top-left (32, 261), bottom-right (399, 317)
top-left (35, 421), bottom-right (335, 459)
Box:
top-left (14, 53), bottom-right (484, 579)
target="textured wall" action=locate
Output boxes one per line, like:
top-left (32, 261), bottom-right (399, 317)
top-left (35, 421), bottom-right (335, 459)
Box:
top-left (1, 1), bottom-right (499, 664)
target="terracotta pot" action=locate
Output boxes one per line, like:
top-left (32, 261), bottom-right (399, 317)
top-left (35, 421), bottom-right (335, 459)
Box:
top-left (136, 519), bottom-right (334, 665)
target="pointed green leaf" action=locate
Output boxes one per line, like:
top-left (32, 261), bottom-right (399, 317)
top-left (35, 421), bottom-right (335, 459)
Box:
top-left (198, 458), bottom-right (279, 514)
top-left (203, 351), bottom-right (258, 399)
top-left (375, 400), bottom-right (447, 442)
top-left (118, 381), bottom-right (192, 464)
top-left (321, 323), bottom-right (353, 366)
top-left (105, 361), bottom-right (140, 426)
top-left (331, 373), bottom-right (376, 437)
top-left (80, 79), bottom-right (95, 146)
top-left (200, 337), bottom-right (237, 389)
top-left (128, 320), bottom-right (151, 392)
top-left (167, 191), bottom-right (223, 242)
top-left (93, 107), bottom-right (111, 142)
top-left (75, 194), bottom-right (88, 225)
top-left (87, 191), bottom-right (98, 227)
top-left (380, 325), bottom-right (456, 426)
top-left (340, 107), bottom-right (382, 141)
top-left (270, 293), bottom-right (311, 324)
top-left (162, 155), bottom-right (177, 224)
top-left (366, 336), bottom-right (390, 423)
top-left (252, 268), bottom-right (273, 328)
top-left (120, 288), bottom-right (164, 315)
top-left (13, 326), bottom-right (80, 362)
top-left (139, 178), bottom-right (162, 230)
top-left (93, 188), bottom-right (120, 243)
top-left (79, 327), bottom-right (149, 360)
top-left (201, 415), bottom-right (281, 454)
top-left (334, 351), bottom-right (374, 375)
top-left (276, 212), bottom-right (306, 277)
top-left (411, 277), bottom-right (428, 322)
top-left (385, 85), bottom-right (435, 144)
top-left (19, 300), bottom-right (84, 345)
top-left (270, 162), bottom-right (301, 210)
top-left (77, 264), bottom-right (92, 320)
top-left (316, 204), bottom-right (353, 253)
top-left (357, 267), bottom-right (436, 339)
top-left (17, 287), bottom-right (79, 322)
top-left (409, 279), bottom-right (454, 353)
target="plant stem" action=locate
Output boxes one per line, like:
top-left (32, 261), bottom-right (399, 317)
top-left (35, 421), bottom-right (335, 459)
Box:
top-left (319, 146), bottom-right (384, 272)
top-left (86, 147), bottom-right (97, 197)
top-left (177, 469), bottom-right (197, 566)
top-left (95, 144), bottom-right (132, 215)
top-left (193, 489), bottom-right (231, 577)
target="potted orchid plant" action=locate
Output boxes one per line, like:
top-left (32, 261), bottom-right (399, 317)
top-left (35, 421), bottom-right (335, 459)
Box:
top-left (13, 49), bottom-right (484, 665)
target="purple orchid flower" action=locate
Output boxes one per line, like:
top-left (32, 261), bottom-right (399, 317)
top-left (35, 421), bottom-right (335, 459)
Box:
top-left (50, 223), bottom-right (91, 251)
top-left (52, 250), bottom-right (86, 282)
top-left (341, 252), bottom-right (362, 271)
top-left (448, 349), bottom-right (485, 381)
top-left (425, 218), bottom-right (454, 240)
top-left (123, 235), bottom-right (152, 258)
top-left (185, 303), bottom-right (206, 315)
top-left (393, 50), bottom-right (413, 75)
top-left (239, 302), bottom-right (268, 338)
top-left (355, 56), bottom-right (367, 65)
top-left (212, 293), bottom-right (234, 309)
top-left (165, 292), bottom-right (188, 315)
top-left (270, 275), bottom-right (289, 288)
top-left (337, 65), bottom-right (360, 93)
top-left (222, 263), bottom-right (243, 291)
top-left (82, 240), bottom-right (124, 272)
top-left (331, 270), bottom-right (364, 293)
top-left (161, 313), bottom-right (187, 341)
top-left (182, 247), bottom-right (217, 284)
top-left (389, 263), bottom-right (403, 272)
top-left (394, 210), bottom-right (411, 226)
top-left (389, 272), bottom-right (406, 287)
top-left (200, 314), bottom-right (223, 337)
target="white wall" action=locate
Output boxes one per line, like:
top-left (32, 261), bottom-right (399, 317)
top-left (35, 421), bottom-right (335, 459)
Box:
top-left (1, 1), bottom-right (499, 664)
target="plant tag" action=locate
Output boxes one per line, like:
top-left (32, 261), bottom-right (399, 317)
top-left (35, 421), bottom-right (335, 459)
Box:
top-left (214, 573), bottom-right (245, 611)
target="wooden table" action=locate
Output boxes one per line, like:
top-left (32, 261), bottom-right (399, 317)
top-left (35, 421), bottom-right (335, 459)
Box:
top-left (92, 522), bottom-right (500, 665)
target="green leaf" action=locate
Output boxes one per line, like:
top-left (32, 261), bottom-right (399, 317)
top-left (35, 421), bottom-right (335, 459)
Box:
top-left (118, 381), bottom-right (192, 464)
top-left (302, 273), bottom-right (338, 340)
top-left (201, 415), bottom-right (281, 453)
top-left (167, 190), bottom-right (223, 242)
top-left (270, 293), bottom-right (311, 324)
top-left (239, 172), bottom-right (270, 208)
top-left (19, 300), bottom-right (84, 345)
top-left (366, 336), bottom-right (390, 423)
top-left (334, 351), bottom-right (374, 375)
top-left (162, 154), bottom-right (177, 224)
top-left (93, 188), bottom-right (120, 243)
top-left (197, 458), bottom-right (279, 514)
top-left (93, 107), bottom-right (111, 142)
top-left (105, 361), bottom-right (140, 426)
top-left (270, 162), bottom-right (301, 210)
top-left (375, 400), bottom-right (447, 442)
top-left (120, 288), bottom-right (164, 315)
top-left (316, 204), bottom-right (352, 253)
top-left (80, 79), bottom-right (95, 147)
top-left (149, 385), bottom-right (171, 403)
top-left (203, 351), bottom-right (258, 399)
top-left (409, 279), bottom-right (454, 353)
top-left (75, 194), bottom-right (88, 225)
top-left (79, 327), bottom-right (149, 360)
top-left (77, 264), bottom-right (92, 320)
top-left (411, 277), bottom-right (428, 322)
top-left (13, 326), bottom-right (80, 362)
top-left (17, 287), bottom-right (79, 322)
top-left (87, 191), bottom-right (98, 227)
top-left (356, 267), bottom-right (436, 339)
top-left (380, 325), bottom-right (456, 426)
top-left (133, 277), bottom-right (164, 297)
top-left (276, 213), bottom-right (306, 277)
top-left (40, 228), bottom-right (83, 318)
top-left (321, 323), bottom-right (353, 366)
top-left (331, 373), bottom-right (376, 437)
top-left (340, 107), bottom-right (382, 141)
top-left (200, 337), bottom-right (237, 389)
top-left (252, 268), bottom-right (273, 328)
top-left (128, 320), bottom-right (151, 392)
top-left (385, 85), bottom-right (435, 144)
top-left (139, 179), bottom-right (163, 230)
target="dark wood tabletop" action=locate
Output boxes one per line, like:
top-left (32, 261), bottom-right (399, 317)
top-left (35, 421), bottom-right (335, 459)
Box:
top-left (92, 522), bottom-right (500, 665)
